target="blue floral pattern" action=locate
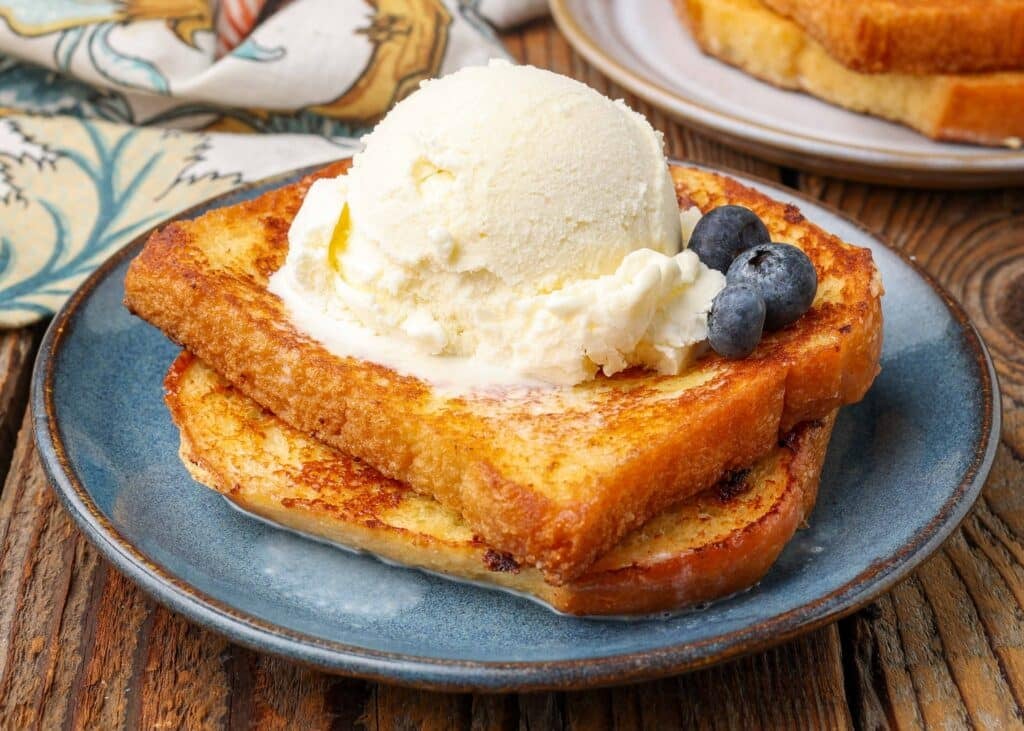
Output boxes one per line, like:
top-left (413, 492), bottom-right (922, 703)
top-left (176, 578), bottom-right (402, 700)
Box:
top-left (0, 115), bottom-right (344, 326)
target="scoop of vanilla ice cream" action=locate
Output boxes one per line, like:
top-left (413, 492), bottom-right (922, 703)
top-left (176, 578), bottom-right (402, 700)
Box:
top-left (272, 60), bottom-right (725, 386)
top-left (341, 60), bottom-right (681, 296)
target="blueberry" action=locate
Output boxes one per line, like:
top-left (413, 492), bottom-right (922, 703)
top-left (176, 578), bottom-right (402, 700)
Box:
top-left (726, 243), bottom-right (817, 331)
top-left (707, 284), bottom-right (766, 359)
top-left (688, 205), bottom-right (771, 273)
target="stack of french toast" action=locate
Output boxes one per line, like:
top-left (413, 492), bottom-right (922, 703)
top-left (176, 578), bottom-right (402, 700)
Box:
top-left (125, 160), bottom-right (883, 616)
top-left (676, 0), bottom-right (1024, 146)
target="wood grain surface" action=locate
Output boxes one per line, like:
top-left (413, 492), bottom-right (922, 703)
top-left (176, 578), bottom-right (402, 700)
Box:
top-left (1, 19), bottom-right (1022, 731)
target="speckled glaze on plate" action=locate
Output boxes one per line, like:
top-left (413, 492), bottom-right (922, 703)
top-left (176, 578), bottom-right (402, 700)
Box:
top-left (32, 163), bottom-right (1000, 691)
top-left (551, 0), bottom-right (1024, 188)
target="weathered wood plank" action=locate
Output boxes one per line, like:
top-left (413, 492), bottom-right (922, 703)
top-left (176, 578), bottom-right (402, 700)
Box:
top-left (469, 694), bottom-right (517, 731)
top-left (0, 412), bottom-right (100, 729)
top-left (670, 626), bottom-right (853, 730)
top-left (0, 327), bottom-right (39, 492)
top-left (133, 602), bottom-right (231, 729)
top-left (366, 684), bottom-right (470, 731)
top-left (0, 405), bottom-right (236, 729)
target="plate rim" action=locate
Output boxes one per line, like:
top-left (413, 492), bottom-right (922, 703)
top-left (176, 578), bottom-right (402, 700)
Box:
top-left (550, 0), bottom-right (1024, 185)
top-left (31, 162), bottom-right (1001, 692)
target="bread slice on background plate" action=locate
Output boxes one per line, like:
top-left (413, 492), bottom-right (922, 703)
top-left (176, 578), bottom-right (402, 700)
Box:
top-left (167, 352), bottom-right (837, 616)
top-left (677, 0), bottom-right (1024, 147)
top-left (762, 0), bottom-right (1024, 74)
top-left (124, 160), bottom-right (881, 585)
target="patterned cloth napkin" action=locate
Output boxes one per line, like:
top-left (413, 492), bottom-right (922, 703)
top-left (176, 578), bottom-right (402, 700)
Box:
top-left (0, 0), bottom-right (549, 327)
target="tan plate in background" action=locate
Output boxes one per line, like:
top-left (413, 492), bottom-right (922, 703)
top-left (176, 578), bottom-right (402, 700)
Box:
top-left (551, 0), bottom-right (1024, 188)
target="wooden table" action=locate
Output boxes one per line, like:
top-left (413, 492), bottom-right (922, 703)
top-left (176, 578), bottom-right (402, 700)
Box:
top-left (2, 19), bottom-right (1022, 730)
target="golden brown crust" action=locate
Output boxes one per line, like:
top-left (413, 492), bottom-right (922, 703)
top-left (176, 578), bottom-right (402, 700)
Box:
top-left (929, 76), bottom-right (1024, 146)
top-left (166, 352), bottom-right (836, 615)
top-left (124, 160), bottom-right (881, 584)
top-left (762, 0), bottom-right (1024, 74)
top-left (677, 0), bottom-right (1024, 147)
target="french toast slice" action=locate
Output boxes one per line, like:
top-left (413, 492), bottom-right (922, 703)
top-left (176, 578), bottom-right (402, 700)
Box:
top-left (166, 352), bottom-right (836, 616)
top-left (124, 160), bottom-right (881, 584)
top-left (677, 0), bottom-right (1024, 147)
top-left (762, 0), bottom-right (1024, 75)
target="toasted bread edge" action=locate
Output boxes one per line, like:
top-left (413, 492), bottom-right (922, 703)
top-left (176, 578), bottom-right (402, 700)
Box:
top-left (678, 0), bottom-right (1024, 147)
top-left (761, 0), bottom-right (1024, 75)
top-left (167, 351), bottom-right (836, 616)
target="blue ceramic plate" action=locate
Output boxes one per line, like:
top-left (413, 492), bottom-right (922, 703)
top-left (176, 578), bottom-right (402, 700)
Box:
top-left (33, 165), bottom-right (1000, 691)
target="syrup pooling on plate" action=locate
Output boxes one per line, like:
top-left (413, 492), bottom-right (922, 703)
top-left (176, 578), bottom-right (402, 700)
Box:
top-left (224, 497), bottom-right (759, 622)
